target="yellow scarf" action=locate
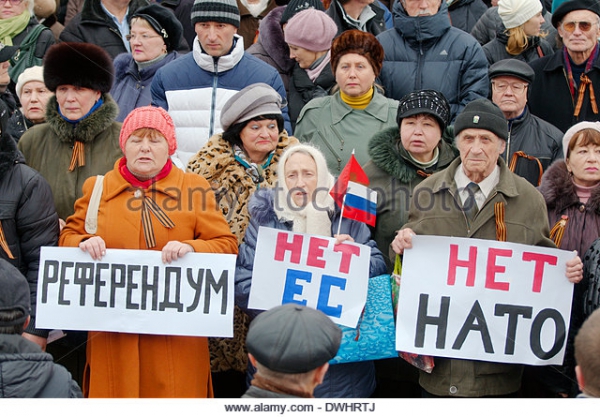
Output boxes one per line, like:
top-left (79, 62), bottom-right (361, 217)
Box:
top-left (340, 86), bottom-right (374, 110)
top-left (0, 11), bottom-right (30, 45)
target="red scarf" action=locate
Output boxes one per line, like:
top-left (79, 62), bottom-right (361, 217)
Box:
top-left (118, 157), bottom-right (173, 188)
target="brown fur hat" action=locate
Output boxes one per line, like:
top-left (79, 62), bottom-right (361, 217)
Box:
top-left (330, 29), bottom-right (384, 77)
top-left (43, 43), bottom-right (114, 93)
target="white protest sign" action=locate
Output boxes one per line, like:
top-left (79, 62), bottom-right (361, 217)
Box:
top-left (36, 247), bottom-right (236, 337)
top-left (248, 226), bottom-right (370, 327)
top-left (396, 235), bottom-right (574, 366)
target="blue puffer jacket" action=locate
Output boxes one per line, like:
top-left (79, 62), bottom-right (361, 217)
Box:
top-left (111, 51), bottom-right (181, 122)
top-left (236, 187), bottom-right (386, 398)
top-left (376, 1), bottom-right (489, 122)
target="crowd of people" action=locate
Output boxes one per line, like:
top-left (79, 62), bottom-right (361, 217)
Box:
top-left (2, 0), bottom-right (600, 401)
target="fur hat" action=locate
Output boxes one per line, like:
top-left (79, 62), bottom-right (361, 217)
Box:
top-left (488, 58), bottom-right (535, 84)
top-left (220, 83), bottom-right (284, 131)
top-left (397, 89), bottom-right (451, 131)
top-left (454, 99), bottom-right (508, 141)
top-left (552, 0), bottom-right (600, 28)
top-left (44, 43), bottom-right (114, 93)
top-left (498, 0), bottom-right (542, 29)
top-left (119, 106), bottom-right (177, 155)
top-left (191, 0), bottom-right (240, 28)
top-left (562, 121), bottom-right (600, 158)
top-left (130, 4), bottom-right (183, 52)
top-left (280, 0), bottom-right (325, 25)
top-left (16, 65), bottom-right (44, 100)
top-left (246, 304), bottom-right (342, 373)
top-left (284, 9), bottom-right (337, 52)
top-left (330, 29), bottom-right (384, 77)
top-left (0, 258), bottom-right (30, 328)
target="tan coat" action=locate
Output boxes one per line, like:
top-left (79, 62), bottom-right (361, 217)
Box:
top-left (60, 159), bottom-right (238, 397)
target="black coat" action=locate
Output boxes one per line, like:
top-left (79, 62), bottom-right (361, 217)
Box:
top-left (483, 30), bottom-right (554, 65)
top-left (448, 0), bottom-right (487, 34)
top-left (60, 0), bottom-right (151, 59)
top-left (0, 116), bottom-right (59, 338)
top-left (326, 0), bottom-right (386, 37)
top-left (502, 107), bottom-right (563, 186)
top-left (288, 62), bottom-right (335, 129)
top-left (529, 49), bottom-right (600, 133)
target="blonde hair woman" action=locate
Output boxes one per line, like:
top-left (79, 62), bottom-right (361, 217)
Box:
top-left (483, 0), bottom-right (553, 65)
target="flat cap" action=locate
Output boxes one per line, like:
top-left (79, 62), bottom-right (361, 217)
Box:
top-left (246, 304), bottom-right (342, 373)
top-left (489, 58), bottom-right (535, 84)
top-left (220, 83), bottom-right (283, 131)
top-left (0, 259), bottom-right (30, 328)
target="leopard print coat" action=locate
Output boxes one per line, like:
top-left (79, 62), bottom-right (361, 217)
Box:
top-left (187, 130), bottom-right (298, 373)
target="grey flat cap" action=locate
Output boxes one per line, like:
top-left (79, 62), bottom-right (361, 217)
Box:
top-left (220, 83), bottom-right (283, 132)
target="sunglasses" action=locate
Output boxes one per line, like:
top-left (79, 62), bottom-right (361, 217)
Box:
top-left (561, 21), bottom-right (598, 33)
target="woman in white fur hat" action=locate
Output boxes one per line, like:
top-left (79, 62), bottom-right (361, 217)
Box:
top-left (482, 0), bottom-right (553, 65)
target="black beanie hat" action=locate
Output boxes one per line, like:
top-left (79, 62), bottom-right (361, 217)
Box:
top-left (397, 89), bottom-right (450, 130)
top-left (280, 0), bottom-right (325, 25)
top-left (43, 43), bottom-right (114, 93)
top-left (454, 99), bottom-right (508, 141)
top-left (191, 0), bottom-right (240, 28)
top-left (552, 0), bottom-right (600, 28)
top-left (130, 4), bottom-right (183, 52)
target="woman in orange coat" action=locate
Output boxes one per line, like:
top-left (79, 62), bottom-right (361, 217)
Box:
top-left (59, 106), bottom-right (238, 398)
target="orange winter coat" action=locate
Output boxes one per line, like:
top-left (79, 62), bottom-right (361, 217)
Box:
top-left (59, 159), bottom-right (238, 398)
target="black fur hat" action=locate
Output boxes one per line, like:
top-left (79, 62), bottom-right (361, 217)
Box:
top-left (43, 43), bottom-right (114, 93)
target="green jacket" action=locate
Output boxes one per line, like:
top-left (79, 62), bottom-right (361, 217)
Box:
top-left (294, 89), bottom-right (399, 175)
top-left (18, 94), bottom-right (122, 220)
top-left (404, 157), bottom-right (555, 397)
top-left (364, 126), bottom-right (458, 271)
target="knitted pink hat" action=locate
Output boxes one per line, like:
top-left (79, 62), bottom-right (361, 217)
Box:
top-left (119, 106), bottom-right (177, 155)
top-left (284, 8), bottom-right (338, 52)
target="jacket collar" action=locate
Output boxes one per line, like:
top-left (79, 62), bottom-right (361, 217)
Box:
top-left (256, 6), bottom-right (294, 72)
top-left (367, 125), bottom-right (458, 182)
top-left (331, 89), bottom-right (394, 125)
top-left (393, 1), bottom-right (451, 44)
top-left (193, 34), bottom-right (245, 73)
top-left (45, 93), bottom-right (119, 144)
top-left (431, 156), bottom-right (520, 199)
top-left (541, 47), bottom-right (600, 73)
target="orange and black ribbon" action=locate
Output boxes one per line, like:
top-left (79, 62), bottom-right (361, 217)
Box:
top-left (140, 193), bottom-right (175, 248)
top-left (68, 141), bottom-right (85, 171)
top-left (0, 222), bottom-right (15, 259)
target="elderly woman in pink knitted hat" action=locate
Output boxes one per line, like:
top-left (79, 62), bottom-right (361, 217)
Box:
top-left (60, 106), bottom-right (237, 398)
top-left (284, 8), bottom-right (338, 128)
top-left (537, 121), bottom-right (600, 397)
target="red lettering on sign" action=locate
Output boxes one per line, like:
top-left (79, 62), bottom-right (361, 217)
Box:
top-left (447, 244), bottom-right (478, 286)
top-left (274, 232), bottom-right (303, 264)
top-left (485, 248), bottom-right (512, 291)
top-left (522, 252), bottom-right (558, 293)
top-left (307, 237), bottom-right (329, 268)
top-left (333, 244), bottom-right (361, 274)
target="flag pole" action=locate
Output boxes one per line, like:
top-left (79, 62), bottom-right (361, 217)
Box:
top-left (336, 194), bottom-right (346, 237)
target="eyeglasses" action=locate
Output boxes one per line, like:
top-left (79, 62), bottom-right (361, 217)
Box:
top-left (491, 81), bottom-right (528, 93)
top-left (125, 33), bottom-right (162, 42)
top-left (561, 21), bottom-right (598, 33)
top-left (1, 0), bottom-right (25, 5)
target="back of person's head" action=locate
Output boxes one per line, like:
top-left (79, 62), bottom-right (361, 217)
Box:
top-left (0, 259), bottom-right (30, 335)
top-left (575, 309), bottom-right (600, 397)
top-left (246, 304), bottom-right (342, 374)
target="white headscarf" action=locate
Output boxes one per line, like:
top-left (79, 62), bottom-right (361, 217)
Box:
top-left (275, 144), bottom-right (336, 236)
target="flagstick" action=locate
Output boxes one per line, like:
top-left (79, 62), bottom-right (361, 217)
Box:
top-left (336, 193), bottom-right (346, 237)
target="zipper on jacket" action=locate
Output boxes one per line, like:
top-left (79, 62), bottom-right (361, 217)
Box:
top-left (210, 58), bottom-right (219, 137)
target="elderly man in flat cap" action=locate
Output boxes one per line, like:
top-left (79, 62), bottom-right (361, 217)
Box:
top-left (391, 98), bottom-right (584, 398)
top-left (489, 59), bottom-right (563, 186)
top-left (528, 0), bottom-right (600, 132)
top-left (243, 304), bottom-right (342, 398)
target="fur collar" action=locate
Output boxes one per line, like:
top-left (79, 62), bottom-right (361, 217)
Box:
top-left (538, 160), bottom-right (600, 214)
top-left (248, 187), bottom-right (281, 226)
top-left (367, 126), bottom-right (458, 182)
top-left (256, 6), bottom-right (294, 73)
top-left (45, 93), bottom-right (119, 144)
top-left (0, 134), bottom-right (23, 178)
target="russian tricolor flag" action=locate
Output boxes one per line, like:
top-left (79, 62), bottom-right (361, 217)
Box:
top-left (330, 154), bottom-right (377, 227)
